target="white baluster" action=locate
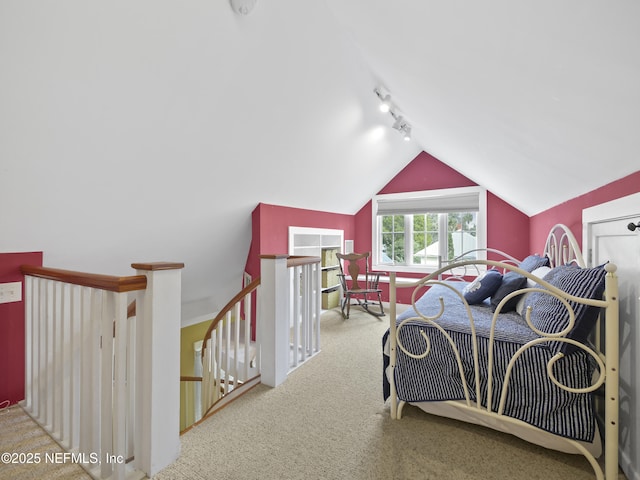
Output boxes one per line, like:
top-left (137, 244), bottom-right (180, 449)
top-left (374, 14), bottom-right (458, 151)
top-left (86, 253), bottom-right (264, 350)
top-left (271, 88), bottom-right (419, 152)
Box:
top-left (100, 291), bottom-right (114, 479)
top-left (233, 303), bottom-right (241, 387)
top-left (244, 292), bottom-right (251, 381)
top-left (23, 276), bottom-right (33, 412)
top-left (301, 265), bottom-right (309, 362)
top-left (314, 262), bottom-right (321, 354)
top-left (292, 265), bottom-right (301, 367)
top-left (112, 291), bottom-right (128, 480)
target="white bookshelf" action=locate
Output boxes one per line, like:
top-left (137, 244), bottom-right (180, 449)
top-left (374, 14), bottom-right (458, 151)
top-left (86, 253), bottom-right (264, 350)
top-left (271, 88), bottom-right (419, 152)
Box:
top-left (288, 226), bottom-right (344, 309)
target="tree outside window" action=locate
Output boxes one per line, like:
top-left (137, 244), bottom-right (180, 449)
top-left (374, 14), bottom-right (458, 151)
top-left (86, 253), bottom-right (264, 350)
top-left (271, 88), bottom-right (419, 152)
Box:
top-left (380, 212), bottom-right (477, 267)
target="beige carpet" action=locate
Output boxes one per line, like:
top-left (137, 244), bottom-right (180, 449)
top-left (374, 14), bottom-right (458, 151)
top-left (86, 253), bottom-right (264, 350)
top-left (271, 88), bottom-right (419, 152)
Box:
top-left (0, 404), bottom-right (90, 480)
top-left (154, 306), bottom-right (623, 480)
top-left (1, 306), bottom-right (625, 480)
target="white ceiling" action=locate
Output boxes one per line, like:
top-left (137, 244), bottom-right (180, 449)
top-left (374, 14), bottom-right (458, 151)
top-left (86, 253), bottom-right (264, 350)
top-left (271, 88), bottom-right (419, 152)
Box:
top-left (1, 1), bottom-right (638, 321)
top-left (325, 0), bottom-right (640, 214)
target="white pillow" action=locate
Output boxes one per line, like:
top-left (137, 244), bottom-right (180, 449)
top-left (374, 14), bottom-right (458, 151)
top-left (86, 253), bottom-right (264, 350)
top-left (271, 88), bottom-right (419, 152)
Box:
top-left (526, 266), bottom-right (552, 287)
top-left (517, 266), bottom-right (553, 316)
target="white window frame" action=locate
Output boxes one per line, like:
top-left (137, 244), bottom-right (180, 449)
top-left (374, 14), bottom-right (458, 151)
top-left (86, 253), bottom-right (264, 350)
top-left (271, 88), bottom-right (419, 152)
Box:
top-left (371, 186), bottom-right (487, 273)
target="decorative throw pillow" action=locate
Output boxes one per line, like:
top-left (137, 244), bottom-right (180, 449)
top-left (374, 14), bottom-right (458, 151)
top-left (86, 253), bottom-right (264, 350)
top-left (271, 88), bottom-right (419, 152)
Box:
top-left (463, 269), bottom-right (503, 304)
top-left (518, 254), bottom-right (551, 272)
top-left (516, 266), bottom-right (553, 316)
top-left (527, 264), bottom-right (607, 354)
top-left (490, 270), bottom-right (527, 312)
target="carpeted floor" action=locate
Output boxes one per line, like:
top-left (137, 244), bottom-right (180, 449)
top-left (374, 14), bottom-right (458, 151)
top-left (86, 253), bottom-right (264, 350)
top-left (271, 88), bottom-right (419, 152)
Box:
top-left (154, 306), bottom-right (621, 480)
top-left (0, 404), bottom-right (90, 480)
top-left (1, 306), bottom-right (625, 480)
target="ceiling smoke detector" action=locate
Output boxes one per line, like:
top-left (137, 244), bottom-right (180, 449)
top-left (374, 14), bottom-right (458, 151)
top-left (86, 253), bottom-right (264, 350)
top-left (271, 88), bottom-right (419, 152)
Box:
top-left (230, 0), bottom-right (257, 15)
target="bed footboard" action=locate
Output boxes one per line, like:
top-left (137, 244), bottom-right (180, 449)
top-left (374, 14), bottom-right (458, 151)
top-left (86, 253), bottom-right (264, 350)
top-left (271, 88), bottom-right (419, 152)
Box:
top-left (386, 226), bottom-right (620, 480)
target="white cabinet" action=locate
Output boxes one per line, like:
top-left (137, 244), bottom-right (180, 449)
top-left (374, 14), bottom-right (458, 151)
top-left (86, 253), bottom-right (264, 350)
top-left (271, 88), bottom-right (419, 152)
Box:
top-left (288, 227), bottom-right (344, 309)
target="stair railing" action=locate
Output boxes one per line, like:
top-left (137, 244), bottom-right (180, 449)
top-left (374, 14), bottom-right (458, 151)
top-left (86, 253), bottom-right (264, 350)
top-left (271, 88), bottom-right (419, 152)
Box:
top-left (188, 254), bottom-right (321, 428)
top-left (258, 255), bottom-right (321, 387)
top-left (20, 262), bottom-right (183, 480)
top-left (198, 277), bottom-right (262, 421)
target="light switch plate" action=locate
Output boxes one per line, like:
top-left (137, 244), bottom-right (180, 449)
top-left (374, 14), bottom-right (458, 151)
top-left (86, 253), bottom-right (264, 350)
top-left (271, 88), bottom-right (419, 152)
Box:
top-left (0, 282), bottom-right (22, 304)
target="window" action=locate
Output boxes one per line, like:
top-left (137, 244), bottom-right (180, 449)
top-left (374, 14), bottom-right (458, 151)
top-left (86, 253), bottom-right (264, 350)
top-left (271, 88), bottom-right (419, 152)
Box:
top-left (372, 186), bottom-right (487, 273)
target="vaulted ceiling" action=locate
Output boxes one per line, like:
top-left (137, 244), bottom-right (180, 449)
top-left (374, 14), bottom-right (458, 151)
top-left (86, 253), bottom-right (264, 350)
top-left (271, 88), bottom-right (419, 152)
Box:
top-left (325, 0), bottom-right (640, 215)
top-left (1, 1), bottom-right (638, 321)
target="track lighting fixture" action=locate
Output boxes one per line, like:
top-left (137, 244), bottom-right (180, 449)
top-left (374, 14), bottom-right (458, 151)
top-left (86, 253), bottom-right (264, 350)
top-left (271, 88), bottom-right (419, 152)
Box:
top-left (402, 125), bottom-right (411, 141)
top-left (374, 86), bottom-right (412, 141)
top-left (379, 95), bottom-right (392, 113)
top-left (390, 110), bottom-right (411, 141)
top-left (230, 0), bottom-right (257, 15)
top-left (374, 88), bottom-right (392, 113)
top-left (391, 114), bottom-right (405, 131)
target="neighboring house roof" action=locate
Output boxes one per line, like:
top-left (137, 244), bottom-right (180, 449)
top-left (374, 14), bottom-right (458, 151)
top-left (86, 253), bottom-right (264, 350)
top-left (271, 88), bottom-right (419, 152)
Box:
top-left (415, 232), bottom-right (477, 259)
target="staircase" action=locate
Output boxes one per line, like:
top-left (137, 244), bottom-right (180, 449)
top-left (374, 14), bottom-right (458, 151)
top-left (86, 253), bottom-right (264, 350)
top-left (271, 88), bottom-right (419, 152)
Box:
top-left (16, 254), bottom-right (323, 479)
top-left (19, 262), bottom-right (183, 480)
top-left (182, 254), bottom-right (322, 431)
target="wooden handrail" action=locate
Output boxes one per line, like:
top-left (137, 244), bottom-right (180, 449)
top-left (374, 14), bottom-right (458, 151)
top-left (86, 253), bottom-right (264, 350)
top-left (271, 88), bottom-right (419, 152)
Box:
top-left (286, 256), bottom-right (321, 268)
top-left (259, 254), bottom-right (321, 269)
top-left (199, 255), bottom-right (319, 351)
top-left (21, 265), bottom-right (147, 293)
top-left (180, 376), bottom-right (203, 382)
top-left (201, 277), bottom-right (261, 357)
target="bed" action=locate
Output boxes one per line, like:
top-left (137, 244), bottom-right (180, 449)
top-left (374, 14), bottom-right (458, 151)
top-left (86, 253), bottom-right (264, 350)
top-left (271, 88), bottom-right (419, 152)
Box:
top-left (383, 224), bottom-right (619, 480)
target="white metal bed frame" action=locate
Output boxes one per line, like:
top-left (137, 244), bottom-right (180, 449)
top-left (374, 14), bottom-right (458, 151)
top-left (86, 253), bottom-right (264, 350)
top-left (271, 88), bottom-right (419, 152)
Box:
top-left (387, 224), bottom-right (620, 480)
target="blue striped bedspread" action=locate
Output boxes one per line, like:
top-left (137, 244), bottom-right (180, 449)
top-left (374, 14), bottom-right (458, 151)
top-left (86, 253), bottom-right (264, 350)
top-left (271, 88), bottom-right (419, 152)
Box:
top-left (383, 282), bottom-right (597, 442)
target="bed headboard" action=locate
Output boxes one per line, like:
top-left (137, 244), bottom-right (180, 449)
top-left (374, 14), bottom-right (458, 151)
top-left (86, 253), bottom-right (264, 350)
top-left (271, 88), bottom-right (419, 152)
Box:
top-left (542, 224), bottom-right (585, 268)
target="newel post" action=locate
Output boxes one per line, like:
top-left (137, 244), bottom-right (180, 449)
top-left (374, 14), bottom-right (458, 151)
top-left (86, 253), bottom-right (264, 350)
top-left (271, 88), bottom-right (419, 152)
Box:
top-left (131, 262), bottom-right (184, 477)
top-left (258, 255), bottom-right (290, 387)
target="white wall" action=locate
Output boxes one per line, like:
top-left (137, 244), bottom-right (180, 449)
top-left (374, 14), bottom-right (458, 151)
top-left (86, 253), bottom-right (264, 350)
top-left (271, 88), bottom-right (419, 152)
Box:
top-left (0, 1), bottom-right (419, 321)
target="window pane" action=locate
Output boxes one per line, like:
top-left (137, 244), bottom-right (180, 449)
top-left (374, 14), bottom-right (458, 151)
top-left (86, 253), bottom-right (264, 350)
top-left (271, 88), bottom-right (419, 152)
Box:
top-left (373, 187), bottom-right (486, 270)
top-left (408, 213), bottom-right (440, 267)
top-left (406, 212), bottom-right (478, 265)
top-left (424, 232), bottom-right (440, 266)
top-left (382, 215), bottom-right (393, 233)
top-left (381, 232), bottom-right (393, 263)
top-left (380, 215), bottom-right (407, 264)
top-left (393, 215), bottom-right (405, 232)
top-left (447, 212), bottom-right (478, 260)
top-left (412, 232), bottom-right (424, 264)
top-left (394, 233), bottom-right (405, 262)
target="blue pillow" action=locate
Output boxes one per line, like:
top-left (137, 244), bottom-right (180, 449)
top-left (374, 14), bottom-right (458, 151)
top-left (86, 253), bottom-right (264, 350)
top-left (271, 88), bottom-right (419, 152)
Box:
top-left (463, 269), bottom-right (503, 304)
top-left (527, 264), bottom-right (606, 354)
top-left (518, 254), bottom-right (551, 272)
top-left (490, 270), bottom-right (527, 312)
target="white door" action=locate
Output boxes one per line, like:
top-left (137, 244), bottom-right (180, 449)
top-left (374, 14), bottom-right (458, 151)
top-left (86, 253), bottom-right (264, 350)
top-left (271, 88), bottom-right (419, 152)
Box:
top-left (585, 197), bottom-right (640, 480)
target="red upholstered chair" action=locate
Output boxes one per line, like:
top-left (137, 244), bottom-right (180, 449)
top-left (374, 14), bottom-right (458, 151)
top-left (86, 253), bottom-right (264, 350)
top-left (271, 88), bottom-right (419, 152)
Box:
top-left (335, 252), bottom-right (385, 319)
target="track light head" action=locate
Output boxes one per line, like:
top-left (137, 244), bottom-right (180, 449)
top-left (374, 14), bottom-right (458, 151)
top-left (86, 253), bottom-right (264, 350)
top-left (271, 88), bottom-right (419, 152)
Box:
top-left (402, 125), bottom-right (412, 141)
top-left (375, 87), bottom-right (412, 141)
top-left (374, 88), bottom-right (392, 113)
top-left (230, 0), bottom-right (257, 15)
top-left (391, 115), bottom-right (406, 131)
top-left (379, 95), bottom-right (391, 113)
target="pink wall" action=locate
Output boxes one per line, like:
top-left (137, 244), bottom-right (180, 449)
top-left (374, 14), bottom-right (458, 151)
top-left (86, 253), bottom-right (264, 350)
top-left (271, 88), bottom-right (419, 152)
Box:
top-left (246, 154), bottom-right (531, 283)
top-left (246, 155), bottom-right (639, 307)
top-left (378, 151), bottom-right (477, 193)
top-left (0, 252), bottom-right (43, 406)
top-left (243, 203), bottom-right (354, 334)
top-left (356, 152), bottom-right (530, 258)
top-left (530, 170), bottom-right (640, 251)
top-left (244, 202), bottom-right (355, 280)
top-left (353, 151), bottom-right (530, 302)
